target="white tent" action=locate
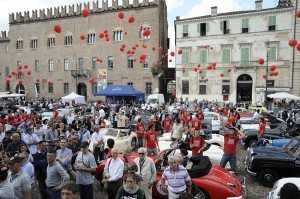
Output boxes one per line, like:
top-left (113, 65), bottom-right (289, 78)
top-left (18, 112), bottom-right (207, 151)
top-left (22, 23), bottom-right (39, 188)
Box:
top-left (267, 92), bottom-right (300, 100)
top-left (61, 92), bottom-right (86, 104)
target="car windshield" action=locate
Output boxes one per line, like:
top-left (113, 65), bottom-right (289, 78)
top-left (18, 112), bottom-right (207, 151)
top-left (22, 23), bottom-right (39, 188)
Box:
top-left (148, 99), bottom-right (157, 104)
top-left (106, 129), bottom-right (118, 137)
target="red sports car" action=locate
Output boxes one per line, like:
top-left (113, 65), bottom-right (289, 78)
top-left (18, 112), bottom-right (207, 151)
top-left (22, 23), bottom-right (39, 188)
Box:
top-left (95, 149), bottom-right (246, 199)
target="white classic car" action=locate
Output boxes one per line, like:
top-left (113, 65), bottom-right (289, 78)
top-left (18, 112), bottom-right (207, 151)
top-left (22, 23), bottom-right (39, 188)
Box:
top-left (89, 128), bottom-right (137, 153)
top-left (158, 140), bottom-right (228, 167)
top-left (267, 178), bottom-right (300, 199)
top-left (158, 132), bottom-right (224, 148)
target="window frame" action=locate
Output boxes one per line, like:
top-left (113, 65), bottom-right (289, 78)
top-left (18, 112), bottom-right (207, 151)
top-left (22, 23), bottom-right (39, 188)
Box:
top-left (113, 30), bottom-right (123, 42)
top-left (127, 55), bottom-right (134, 69)
top-left (86, 33), bottom-right (96, 44)
top-left (48, 83), bottom-right (54, 93)
top-left (47, 37), bottom-right (56, 48)
top-left (63, 83), bottom-right (69, 94)
top-left (107, 56), bottom-right (114, 69)
top-left (182, 24), bottom-right (189, 37)
top-left (182, 80), bottom-right (189, 95)
top-left (199, 80), bottom-right (206, 95)
top-left (16, 40), bottom-right (23, 50)
top-left (145, 82), bottom-right (152, 95)
top-left (30, 39), bottom-right (38, 49)
top-left (35, 60), bottom-right (40, 72)
top-left (64, 59), bottom-right (69, 71)
top-left (222, 80), bottom-right (230, 95)
top-left (64, 35), bottom-right (73, 46)
top-left (48, 59), bottom-right (54, 72)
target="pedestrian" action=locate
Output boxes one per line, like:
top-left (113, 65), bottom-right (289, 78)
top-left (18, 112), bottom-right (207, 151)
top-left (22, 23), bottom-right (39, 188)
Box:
top-left (115, 173), bottom-right (145, 199)
top-left (74, 141), bottom-right (97, 199)
top-left (144, 123), bottom-right (160, 156)
top-left (211, 115), bottom-right (221, 134)
top-left (0, 164), bottom-right (14, 198)
top-left (56, 139), bottom-right (73, 174)
top-left (171, 118), bottom-right (184, 141)
top-left (6, 132), bottom-right (25, 156)
top-left (102, 148), bottom-right (124, 199)
top-left (136, 118), bottom-right (145, 148)
top-left (189, 130), bottom-right (206, 156)
top-left (8, 155), bottom-right (31, 199)
top-left (257, 117), bottom-right (266, 145)
top-left (46, 150), bottom-right (70, 199)
top-left (33, 140), bottom-right (48, 199)
top-left (18, 152), bottom-right (35, 184)
top-left (91, 125), bottom-right (105, 163)
top-left (162, 114), bottom-right (172, 134)
top-left (134, 147), bottom-right (157, 199)
top-left (77, 124), bottom-right (91, 143)
top-left (61, 181), bottom-right (79, 199)
top-left (117, 111), bottom-right (129, 129)
top-left (161, 155), bottom-right (192, 199)
top-left (220, 121), bottom-right (245, 172)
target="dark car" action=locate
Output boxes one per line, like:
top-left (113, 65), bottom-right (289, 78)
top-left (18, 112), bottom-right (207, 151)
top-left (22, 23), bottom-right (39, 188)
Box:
top-left (245, 139), bottom-right (300, 187)
top-left (241, 122), bottom-right (287, 148)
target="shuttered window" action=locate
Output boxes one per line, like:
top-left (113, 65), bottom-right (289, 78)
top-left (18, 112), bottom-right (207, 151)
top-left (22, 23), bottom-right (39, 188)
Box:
top-left (222, 48), bottom-right (231, 63)
top-left (182, 25), bottom-right (189, 37)
top-left (242, 19), bottom-right (249, 28)
top-left (268, 46), bottom-right (277, 62)
top-left (241, 47), bottom-right (250, 66)
top-left (268, 16), bottom-right (276, 26)
top-left (182, 80), bottom-right (189, 95)
top-left (182, 51), bottom-right (189, 64)
top-left (199, 50), bottom-right (208, 64)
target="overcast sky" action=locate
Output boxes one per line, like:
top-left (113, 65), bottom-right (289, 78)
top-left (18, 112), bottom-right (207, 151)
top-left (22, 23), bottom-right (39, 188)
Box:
top-left (0, 0), bottom-right (275, 66)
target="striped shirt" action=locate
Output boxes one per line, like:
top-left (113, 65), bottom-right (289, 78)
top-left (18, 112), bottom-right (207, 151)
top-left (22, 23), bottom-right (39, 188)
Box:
top-left (162, 165), bottom-right (191, 193)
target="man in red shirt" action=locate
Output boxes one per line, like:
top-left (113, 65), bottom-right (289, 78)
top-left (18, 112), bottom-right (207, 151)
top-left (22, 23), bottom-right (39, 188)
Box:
top-left (192, 114), bottom-right (202, 131)
top-left (135, 118), bottom-right (145, 148)
top-left (220, 121), bottom-right (245, 172)
top-left (190, 130), bottom-right (206, 156)
top-left (162, 114), bottom-right (172, 134)
top-left (197, 109), bottom-right (204, 121)
top-left (257, 117), bottom-right (266, 145)
top-left (144, 123), bottom-right (159, 156)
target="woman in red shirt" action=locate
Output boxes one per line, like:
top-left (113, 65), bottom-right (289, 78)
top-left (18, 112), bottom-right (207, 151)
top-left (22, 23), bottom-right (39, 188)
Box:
top-left (135, 118), bottom-right (145, 148)
top-left (257, 117), bottom-right (266, 145)
top-left (144, 123), bottom-right (159, 156)
top-left (189, 130), bottom-right (206, 156)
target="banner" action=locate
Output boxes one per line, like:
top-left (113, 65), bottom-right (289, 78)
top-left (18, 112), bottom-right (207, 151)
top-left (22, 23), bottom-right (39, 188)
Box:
top-left (97, 69), bottom-right (107, 92)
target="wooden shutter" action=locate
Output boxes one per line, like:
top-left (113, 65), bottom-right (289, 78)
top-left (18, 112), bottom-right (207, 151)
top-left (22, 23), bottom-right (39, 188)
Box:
top-left (183, 24), bottom-right (188, 33)
top-left (241, 47), bottom-right (250, 66)
top-left (220, 21), bottom-right (224, 31)
top-left (268, 46), bottom-right (277, 61)
top-left (222, 48), bottom-right (231, 63)
top-left (268, 16), bottom-right (276, 26)
top-left (199, 50), bottom-right (207, 64)
top-left (197, 24), bottom-right (201, 32)
top-left (182, 51), bottom-right (189, 64)
top-left (206, 23), bottom-right (209, 32)
top-left (242, 19), bottom-right (249, 28)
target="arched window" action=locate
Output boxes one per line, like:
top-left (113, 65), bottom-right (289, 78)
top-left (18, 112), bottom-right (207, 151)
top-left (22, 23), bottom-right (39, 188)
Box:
top-left (47, 33), bottom-right (56, 48)
top-left (30, 35), bottom-right (38, 49)
top-left (64, 31), bottom-right (73, 46)
top-left (113, 26), bottom-right (124, 42)
top-left (16, 37), bottom-right (23, 50)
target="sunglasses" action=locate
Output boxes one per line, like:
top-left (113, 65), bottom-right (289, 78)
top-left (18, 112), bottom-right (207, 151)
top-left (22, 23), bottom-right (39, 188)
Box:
top-left (138, 153), bottom-right (145, 155)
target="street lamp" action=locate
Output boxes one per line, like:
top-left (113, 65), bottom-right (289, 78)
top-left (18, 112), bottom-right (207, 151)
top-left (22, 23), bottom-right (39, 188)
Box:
top-left (265, 42), bottom-right (270, 107)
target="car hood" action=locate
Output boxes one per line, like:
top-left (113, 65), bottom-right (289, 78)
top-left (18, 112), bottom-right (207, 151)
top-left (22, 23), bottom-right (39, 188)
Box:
top-left (251, 146), bottom-right (293, 159)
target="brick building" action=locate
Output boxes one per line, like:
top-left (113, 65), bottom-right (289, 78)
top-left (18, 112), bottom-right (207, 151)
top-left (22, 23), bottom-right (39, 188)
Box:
top-left (0, 0), bottom-right (172, 101)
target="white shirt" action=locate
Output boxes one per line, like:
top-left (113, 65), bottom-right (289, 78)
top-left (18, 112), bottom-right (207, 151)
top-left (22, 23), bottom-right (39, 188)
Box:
top-left (99, 109), bottom-right (106, 118)
top-left (78, 129), bottom-right (91, 142)
top-left (211, 119), bottom-right (221, 131)
top-left (34, 127), bottom-right (45, 141)
top-left (66, 115), bottom-right (75, 125)
top-left (25, 133), bottom-right (40, 154)
top-left (91, 131), bottom-right (104, 147)
top-left (22, 159), bottom-right (35, 184)
top-left (104, 157), bottom-right (124, 182)
top-left (0, 132), bottom-right (5, 142)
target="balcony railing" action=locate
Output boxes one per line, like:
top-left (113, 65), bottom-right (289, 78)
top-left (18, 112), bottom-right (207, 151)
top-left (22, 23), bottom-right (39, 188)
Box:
top-left (69, 69), bottom-right (90, 78)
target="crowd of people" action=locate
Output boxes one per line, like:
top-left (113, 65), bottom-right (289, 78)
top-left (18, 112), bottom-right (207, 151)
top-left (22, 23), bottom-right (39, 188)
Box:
top-left (0, 97), bottom-right (298, 199)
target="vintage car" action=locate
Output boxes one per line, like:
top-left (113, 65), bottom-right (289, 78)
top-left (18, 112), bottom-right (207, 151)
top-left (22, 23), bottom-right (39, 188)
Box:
top-left (95, 148), bottom-right (245, 199)
top-left (89, 128), bottom-right (137, 153)
top-left (266, 177), bottom-right (300, 199)
top-left (244, 139), bottom-right (300, 187)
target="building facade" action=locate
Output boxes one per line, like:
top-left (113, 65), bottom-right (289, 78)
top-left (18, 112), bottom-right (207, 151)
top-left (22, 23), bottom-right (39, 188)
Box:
top-left (0, 0), bottom-right (170, 101)
top-left (174, 0), bottom-right (299, 105)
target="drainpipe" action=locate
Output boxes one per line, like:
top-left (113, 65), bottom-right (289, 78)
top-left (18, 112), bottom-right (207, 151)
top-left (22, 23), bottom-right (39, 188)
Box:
top-left (291, 0), bottom-right (298, 92)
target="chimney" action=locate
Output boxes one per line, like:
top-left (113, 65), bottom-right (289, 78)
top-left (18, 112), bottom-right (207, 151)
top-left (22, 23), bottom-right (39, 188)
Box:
top-left (255, 0), bottom-right (263, 10)
top-left (176, 16), bottom-right (180, 20)
top-left (211, 6), bottom-right (217, 16)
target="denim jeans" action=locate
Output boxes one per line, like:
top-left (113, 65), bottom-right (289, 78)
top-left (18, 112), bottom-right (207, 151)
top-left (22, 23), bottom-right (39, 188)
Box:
top-left (46, 187), bottom-right (61, 199)
top-left (78, 184), bottom-right (93, 199)
top-left (220, 154), bottom-right (237, 172)
top-left (138, 137), bottom-right (144, 148)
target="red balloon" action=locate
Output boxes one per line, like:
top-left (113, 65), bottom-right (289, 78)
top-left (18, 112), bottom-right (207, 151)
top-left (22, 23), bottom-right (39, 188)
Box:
top-left (220, 73), bottom-right (224, 78)
top-left (81, 8), bottom-right (89, 18)
top-left (182, 68), bottom-right (186, 73)
top-left (297, 10), bottom-right (300, 18)
top-left (127, 50), bottom-right (131, 55)
top-left (18, 71), bottom-right (22, 76)
top-left (170, 51), bottom-right (175, 57)
top-left (106, 38), bottom-right (110, 42)
top-left (152, 47), bottom-right (156, 51)
top-left (26, 70), bottom-right (31, 75)
top-left (118, 11), bottom-right (125, 19)
top-left (258, 58), bottom-right (265, 65)
top-left (5, 79), bottom-right (10, 84)
top-left (96, 57), bottom-right (103, 63)
top-left (143, 29), bottom-right (151, 37)
top-left (80, 34), bottom-right (86, 41)
top-left (124, 32), bottom-right (128, 35)
top-left (128, 16), bottom-right (135, 23)
top-left (178, 49), bottom-right (183, 55)
top-left (274, 71), bottom-right (279, 76)
top-left (212, 63), bottom-right (216, 67)
top-left (121, 44), bottom-right (126, 48)
top-left (263, 74), bottom-right (267, 79)
top-left (227, 68), bottom-right (232, 73)
top-left (297, 44), bottom-right (300, 51)
top-left (270, 71), bottom-right (275, 76)
top-left (270, 65), bottom-right (277, 71)
top-left (135, 44), bottom-right (139, 47)
top-left (212, 65), bottom-right (216, 70)
top-left (131, 50), bottom-right (135, 54)
top-left (197, 64), bottom-right (201, 68)
top-left (289, 39), bottom-right (298, 47)
top-left (36, 78), bottom-right (40, 83)
top-left (104, 33), bottom-right (109, 38)
top-left (169, 59), bottom-right (172, 62)
top-left (207, 65), bottom-right (212, 70)
top-left (104, 30), bottom-right (108, 34)
top-left (88, 78), bottom-right (95, 84)
top-left (193, 67), bottom-right (198, 72)
top-left (132, 46), bottom-right (136, 50)
top-left (18, 65), bottom-right (22, 70)
top-left (120, 47), bottom-right (124, 52)
top-left (99, 32), bottom-right (104, 39)
top-left (11, 71), bottom-right (16, 76)
top-left (24, 65), bottom-right (28, 69)
top-left (53, 24), bottom-right (62, 33)
top-left (18, 80), bottom-right (23, 85)
top-left (139, 54), bottom-right (147, 61)
top-left (7, 74), bottom-right (12, 78)
top-left (162, 55), bottom-right (165, 59)
top-left (139, 61), bottom-right (143, 63)
top-left (142, 44), bottom-right (147, 49)
top-left (159, 47), bottom-right (163, 51)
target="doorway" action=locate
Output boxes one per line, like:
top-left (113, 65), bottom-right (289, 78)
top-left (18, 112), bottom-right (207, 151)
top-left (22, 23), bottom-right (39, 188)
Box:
top-left (77, 83), bottom-right (87, 97)
top-left (237, 74), bottom-right (253, 102)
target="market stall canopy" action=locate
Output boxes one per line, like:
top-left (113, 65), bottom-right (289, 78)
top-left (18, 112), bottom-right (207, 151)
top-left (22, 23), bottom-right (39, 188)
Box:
top-left (61, 92), bottom-right (86, 104)
top-left (0, 92), bottom-right (26, 98)
top-left (94, 85), bottom-right (144, 102)
top-left (267, 92), bottom-right (300, 100)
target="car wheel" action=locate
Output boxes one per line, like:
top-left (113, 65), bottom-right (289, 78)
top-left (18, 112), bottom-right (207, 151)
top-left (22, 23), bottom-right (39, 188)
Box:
top-left (131, 138), bottom-right (137, 149)
top-left (258, 169), bottom-right (278, 188)
top-left (193, 186), bottom-right (210, 199)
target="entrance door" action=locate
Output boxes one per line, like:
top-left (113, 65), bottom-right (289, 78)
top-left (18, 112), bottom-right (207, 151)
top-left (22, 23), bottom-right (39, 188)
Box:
top-left (77, 83), bottom-right (87, 97)
top-left (237, 74), bottom-right (253, 102)
top-left (15, 84), bottom-right (25, 94)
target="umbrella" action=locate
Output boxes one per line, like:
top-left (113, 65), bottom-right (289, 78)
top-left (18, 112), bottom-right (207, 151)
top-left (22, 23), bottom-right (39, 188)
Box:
top-left (267, 92), bottom-right (300, 100)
